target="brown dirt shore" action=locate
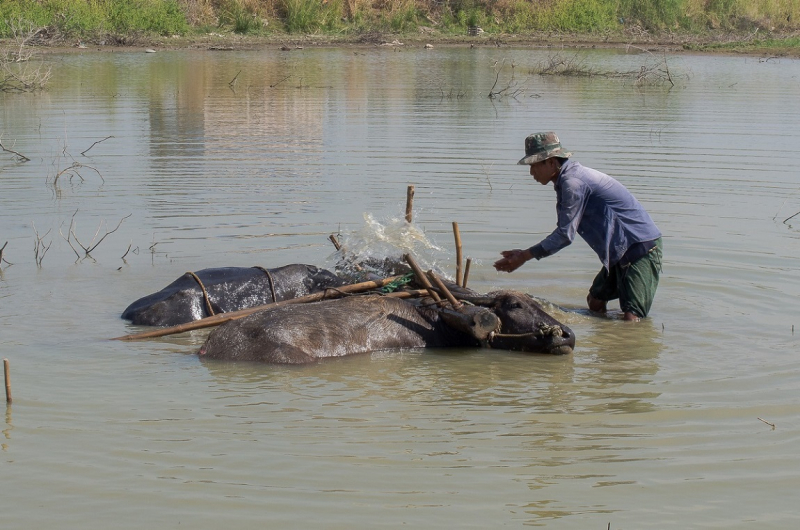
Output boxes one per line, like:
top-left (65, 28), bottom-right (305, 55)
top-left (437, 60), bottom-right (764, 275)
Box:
top-left (7, 29), bottom-right (800, 57)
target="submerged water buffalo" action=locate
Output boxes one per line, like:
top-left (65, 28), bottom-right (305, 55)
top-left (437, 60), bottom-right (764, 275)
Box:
top-left (122, 264), bottom-right (348, 327)
top-left (198, 290), bottom-right (575, 364)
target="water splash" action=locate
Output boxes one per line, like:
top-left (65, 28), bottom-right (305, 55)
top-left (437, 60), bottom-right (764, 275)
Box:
top-left (326, 212), bottom-right (451, 281)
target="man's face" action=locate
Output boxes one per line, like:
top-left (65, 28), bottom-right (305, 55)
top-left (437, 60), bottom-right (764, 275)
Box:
top-left (529, 158), bottom-right (557, 185)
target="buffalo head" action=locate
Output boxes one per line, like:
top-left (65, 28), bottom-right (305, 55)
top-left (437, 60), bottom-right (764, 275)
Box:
top-left (463, 291), bottom-right (575, 355)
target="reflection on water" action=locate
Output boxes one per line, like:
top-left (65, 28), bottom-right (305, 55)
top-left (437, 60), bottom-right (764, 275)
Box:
top-left (2, 406), bottom-right (11, 452)
top-left (1, 48), bottom-right (800, 529)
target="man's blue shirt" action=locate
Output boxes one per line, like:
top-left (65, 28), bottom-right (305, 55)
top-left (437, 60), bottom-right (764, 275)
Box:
top-left (533, 159), bottom-right (661, 269)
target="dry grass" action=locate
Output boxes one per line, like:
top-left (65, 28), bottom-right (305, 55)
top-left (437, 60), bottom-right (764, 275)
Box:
top-left (0, 19), bottom-right (51, 92)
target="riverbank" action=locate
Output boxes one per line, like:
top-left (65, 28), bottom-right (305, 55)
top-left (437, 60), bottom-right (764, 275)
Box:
top-left (3, 0), bottom-right (799, 60)
top-left (10, 27), bottom-right (800, 58)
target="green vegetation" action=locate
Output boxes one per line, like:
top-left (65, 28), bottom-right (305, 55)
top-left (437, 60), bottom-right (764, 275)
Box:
top-left (0, 0), bottom-right (799, 44)
top-left (0, 0), bottom-right (188, 38)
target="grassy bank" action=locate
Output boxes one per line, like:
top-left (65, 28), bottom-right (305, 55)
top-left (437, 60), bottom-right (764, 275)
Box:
top-left (1, 0), bottom-right (799, 49)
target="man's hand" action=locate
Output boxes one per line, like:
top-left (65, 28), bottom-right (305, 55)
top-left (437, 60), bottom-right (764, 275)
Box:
top-left (493, 249), bottom-right (531, 273)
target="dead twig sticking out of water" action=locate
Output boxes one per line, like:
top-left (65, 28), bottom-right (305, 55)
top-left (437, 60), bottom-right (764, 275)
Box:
top-left (0, 241), bottom-right (11, 266)
top-left (438, 86), bottom-right (468, 99)
top-left (149, 236), bottom-right (162, 263)
top-left (52, 162), bottom-right (105, 186)
top-left (121, 242), bottom-right (134, 261)
top-left (60, 210), bottom-right (131, 261)
top-left (478, 160), bottom-right (494, 191)
top-left (757, 417), bottom-right (776, 429)
top-left (0, 136), bottom-right (30, 162)
top-left (32, 223), bottom-right (52, 267)
top-left (535, 53), bottom-right (600, 77)
top-left (229, 70), bottom-right (241, 89)
top-left (270, 75), bottom-right (293, 88)
top-left (624, 46), bottom-right (676, 87)
top-left (81, 136), bottom-right (114, 156)
top-left (530, 50), bottom-right (682, 88)
top-left (488, 59), bottom-right (527, 99)
top-left (47, 136), bottom-right (107, 195)
top-left (783, 210), bottom-right (800, 224)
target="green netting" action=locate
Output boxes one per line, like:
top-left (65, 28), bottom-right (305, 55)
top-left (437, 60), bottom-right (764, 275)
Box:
top-left (380, 273), bottom-right (415, 293)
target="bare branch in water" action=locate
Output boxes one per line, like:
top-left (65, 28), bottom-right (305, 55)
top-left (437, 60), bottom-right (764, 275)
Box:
top-left (52, 161), bottom-right (105, 186)
top-left (0, 241), bottom-right (12, 266)
top-left (488, 59), bottom-right (527, 99)
top-left (0, 136), bottom-right (30, 162)
top-left (438, 85), bottom-right (468, 99)
top-left (478, 161), bottom-right (494, 191)
top-left (32, 222), bottom-right (52, 267)
top-left (270, 75), bottom-right (293, 88)
top-left (81, 136), bottom-right (114, 156)
top-left (60, 210), bottom-right (131, 261)
top-left (757, 417), bottom-right (776, 429)
top-left (121, 242), bottom-right (135, 261)
top-left (625, 47), bottom-right (676, 87)
top-left (59, 211), bottom-right (82, 260)
top-left (534, 53), bottom-right (600, 77)
top-left (529, 50), bottom-right (684, 88)
top-left (229, 70), bottom-right (241, 87)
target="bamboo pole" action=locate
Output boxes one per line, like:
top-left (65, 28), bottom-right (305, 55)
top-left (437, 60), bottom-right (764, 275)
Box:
top-left (328, 234), bottom-right (363, 272)
top-left (112, 275), bottom-right (408, 341)
top-left (405, 185), bottom-right (415, 223)
top-left (403, 253), bottom-right (441, 302)
top-left (3, 358), bottom-right (11, 404)
top-left (426, 270), bottom-right (463, 310)
top-left (463, 258), bottom-right (472, 288)
top-left (452, 221), bottom-right (463, 286)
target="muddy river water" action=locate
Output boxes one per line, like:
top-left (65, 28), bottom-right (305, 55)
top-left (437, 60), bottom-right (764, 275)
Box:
top-left (1, 45), bottom-right (799, 528)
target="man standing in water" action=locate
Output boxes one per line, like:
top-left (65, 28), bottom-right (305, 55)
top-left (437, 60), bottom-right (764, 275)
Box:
top-left (493, 132), bottom-right (663, 321)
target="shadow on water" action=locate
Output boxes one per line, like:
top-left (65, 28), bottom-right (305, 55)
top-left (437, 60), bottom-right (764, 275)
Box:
top-left (2, 406), bottom-right (12, 452)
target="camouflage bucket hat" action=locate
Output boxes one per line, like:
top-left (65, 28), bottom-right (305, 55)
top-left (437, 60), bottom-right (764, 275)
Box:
top-left (517, 132), bottom-right (572, 165)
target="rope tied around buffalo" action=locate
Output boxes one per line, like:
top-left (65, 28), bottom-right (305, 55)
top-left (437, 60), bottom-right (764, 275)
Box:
top-left (187, 267), bottom-right (279, 319)
top-left (185, 271), bottom-right (216, 317)
top-left (490, 323), bottom-right (565, 340)
top-left (252, 265), bottom-right (278, 302)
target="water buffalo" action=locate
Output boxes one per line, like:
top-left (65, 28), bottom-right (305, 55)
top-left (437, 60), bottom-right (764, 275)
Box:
top-left (122, 264), bottom-right (348, 327)
top-left (198, 290), bottom-right (575, 364)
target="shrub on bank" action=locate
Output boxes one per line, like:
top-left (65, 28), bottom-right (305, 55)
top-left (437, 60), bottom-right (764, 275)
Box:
top-left (1, 0), bottom-right (798, 39)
